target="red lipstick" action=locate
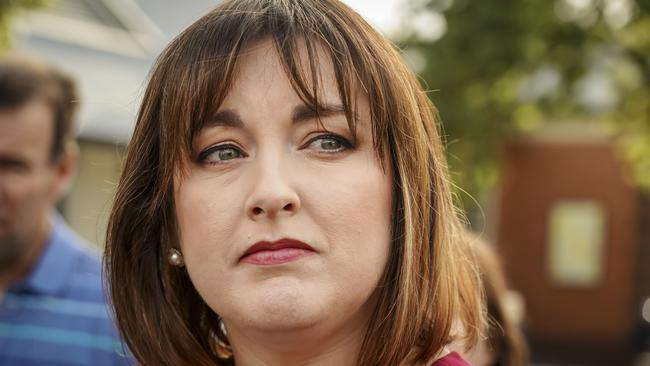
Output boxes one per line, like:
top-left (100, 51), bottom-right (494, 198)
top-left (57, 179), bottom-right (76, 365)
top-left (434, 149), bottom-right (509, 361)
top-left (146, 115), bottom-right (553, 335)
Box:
top-left (240, 238), bottom-right (315, 265)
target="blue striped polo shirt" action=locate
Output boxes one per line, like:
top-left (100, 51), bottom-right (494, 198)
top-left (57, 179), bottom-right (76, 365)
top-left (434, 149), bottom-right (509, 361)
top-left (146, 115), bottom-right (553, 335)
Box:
top-left (0, 216), bottom-right (131, 365)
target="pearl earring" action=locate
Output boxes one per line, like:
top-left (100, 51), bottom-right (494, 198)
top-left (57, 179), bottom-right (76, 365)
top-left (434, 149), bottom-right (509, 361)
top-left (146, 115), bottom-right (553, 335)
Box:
top-left (168, 248), bottom-right (184, 267)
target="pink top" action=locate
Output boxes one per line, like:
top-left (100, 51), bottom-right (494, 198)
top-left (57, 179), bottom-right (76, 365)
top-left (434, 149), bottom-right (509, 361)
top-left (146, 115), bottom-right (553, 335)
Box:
top-left (430, 352), bottom-right (471, 366)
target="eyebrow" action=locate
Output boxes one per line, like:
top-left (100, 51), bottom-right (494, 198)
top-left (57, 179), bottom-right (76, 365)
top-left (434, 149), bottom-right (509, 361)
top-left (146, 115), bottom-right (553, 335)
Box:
top-left (206, 103), bottom-right (350, 129)
top-left (0, 155), bottom-right (29, 169)
top-left (291, 103), bottom-right (347, 124)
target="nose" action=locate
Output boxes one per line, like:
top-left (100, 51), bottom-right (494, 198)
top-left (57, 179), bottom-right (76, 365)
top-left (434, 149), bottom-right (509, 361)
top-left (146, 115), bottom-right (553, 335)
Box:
top-left (244, 158), bottom-right (300, 221)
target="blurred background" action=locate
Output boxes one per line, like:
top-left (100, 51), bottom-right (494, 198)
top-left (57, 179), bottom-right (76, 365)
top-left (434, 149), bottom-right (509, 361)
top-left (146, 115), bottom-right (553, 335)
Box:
top-left (1, 0), bottom-right (648, 365)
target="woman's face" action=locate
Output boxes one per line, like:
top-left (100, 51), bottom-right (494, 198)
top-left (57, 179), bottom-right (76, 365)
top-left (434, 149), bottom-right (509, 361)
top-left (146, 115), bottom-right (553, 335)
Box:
top-left (174, 39), bottom-right (392, 336)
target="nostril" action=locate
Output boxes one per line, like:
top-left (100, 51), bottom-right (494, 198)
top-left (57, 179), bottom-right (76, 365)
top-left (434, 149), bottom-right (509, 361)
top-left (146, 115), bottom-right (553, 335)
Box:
top-left (283, 203), bottom-right (293, 211)
top-left (252, 207), bottom-right (263, 215)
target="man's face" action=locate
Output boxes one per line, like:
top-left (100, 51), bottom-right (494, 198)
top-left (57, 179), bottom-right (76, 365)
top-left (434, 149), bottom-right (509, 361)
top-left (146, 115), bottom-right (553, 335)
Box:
top-left (0, 99), bottom-right (62, 271)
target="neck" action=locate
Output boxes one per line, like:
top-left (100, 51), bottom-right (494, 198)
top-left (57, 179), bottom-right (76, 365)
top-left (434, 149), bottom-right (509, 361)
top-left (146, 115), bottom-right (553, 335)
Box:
top-left (227, 315), bottom-right (368, 366)
top-left (0, 215), bottom-right (51, 295)
top-left (414, 347), bottom-right (450, 366)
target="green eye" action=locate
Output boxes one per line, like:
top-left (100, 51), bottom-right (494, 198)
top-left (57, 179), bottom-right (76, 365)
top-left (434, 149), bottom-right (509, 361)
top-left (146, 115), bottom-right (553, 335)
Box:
top-left (307, 134), bottom-right (352, 153)
top-left (198, 145), bottom-right (245, 164)
top-left (216, 148), bottom-right (241, 160)
top-left (319, 138), bottom-right (342, 150)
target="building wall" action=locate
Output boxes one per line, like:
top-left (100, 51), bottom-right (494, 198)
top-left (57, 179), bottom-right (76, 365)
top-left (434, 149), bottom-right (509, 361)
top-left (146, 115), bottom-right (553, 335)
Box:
top-left (63, 139), bottom-right (124, 248)
top-left (498, 141), bottom-right (638, 344)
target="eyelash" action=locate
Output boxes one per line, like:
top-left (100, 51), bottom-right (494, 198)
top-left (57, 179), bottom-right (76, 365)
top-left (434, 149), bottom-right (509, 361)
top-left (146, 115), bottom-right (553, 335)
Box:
top-left (196, 133), bottom-right (354, 165)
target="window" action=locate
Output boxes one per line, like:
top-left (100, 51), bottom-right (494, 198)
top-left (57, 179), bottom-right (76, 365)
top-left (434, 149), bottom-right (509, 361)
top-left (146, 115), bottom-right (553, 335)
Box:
top-left (547, 200), bottom-right (607, 287)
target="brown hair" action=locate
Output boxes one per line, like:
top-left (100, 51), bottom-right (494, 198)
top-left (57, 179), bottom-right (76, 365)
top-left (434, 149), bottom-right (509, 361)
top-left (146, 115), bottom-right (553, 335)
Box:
top-left (469, 234), bottom-right (528, 366)
top-left (105, 1), bottom-right (484, 365)
top-left (0, 55), bottom-right (79, 160)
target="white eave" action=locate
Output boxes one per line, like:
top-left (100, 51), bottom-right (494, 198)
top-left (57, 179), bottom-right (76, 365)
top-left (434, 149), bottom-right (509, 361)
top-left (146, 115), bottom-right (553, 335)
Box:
top-left (12, 0), bottom-right (166, 144)
top-left (14, 0), bottom-right (164, 59)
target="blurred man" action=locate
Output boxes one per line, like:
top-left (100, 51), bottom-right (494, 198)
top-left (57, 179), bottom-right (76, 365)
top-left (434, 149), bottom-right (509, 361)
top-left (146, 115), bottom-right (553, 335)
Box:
top-left (0, 56), bottom-right (127, 365)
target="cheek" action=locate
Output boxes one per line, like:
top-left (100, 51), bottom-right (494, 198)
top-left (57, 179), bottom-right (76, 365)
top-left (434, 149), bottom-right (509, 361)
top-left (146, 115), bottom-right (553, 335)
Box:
top-left (9, 173), bottom-right (55, 213)
top-left (312, 160), bottom-right (393, 273)
top-left (174, 177), bottom-right (252, 316)
top-left (317, 164), bottom-right (393, 316)
top-left (174, 178), bottom-right (241, 273)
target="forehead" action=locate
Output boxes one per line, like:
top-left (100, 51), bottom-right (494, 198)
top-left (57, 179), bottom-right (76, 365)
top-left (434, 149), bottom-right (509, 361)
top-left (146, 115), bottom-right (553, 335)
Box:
top-left (169, 35), bottom-right (376, 172)
top-left (224, 39), bottom-right (341, 105)
top-left (0, 99), bottom-right (54, 163)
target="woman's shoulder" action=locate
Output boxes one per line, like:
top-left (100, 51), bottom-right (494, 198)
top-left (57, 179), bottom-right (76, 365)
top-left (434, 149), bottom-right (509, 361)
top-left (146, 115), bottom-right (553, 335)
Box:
top-left (429, 352), bottom-right (471, 366)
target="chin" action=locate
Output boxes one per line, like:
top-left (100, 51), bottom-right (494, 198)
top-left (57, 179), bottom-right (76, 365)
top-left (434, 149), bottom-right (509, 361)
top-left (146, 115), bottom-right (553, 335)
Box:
top-left (221, 279), bottom-right (329, 332)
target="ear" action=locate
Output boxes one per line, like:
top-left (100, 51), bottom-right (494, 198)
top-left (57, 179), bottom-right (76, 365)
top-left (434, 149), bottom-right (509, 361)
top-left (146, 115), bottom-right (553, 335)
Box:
top-left (52, 141), bottom-right (79, 202)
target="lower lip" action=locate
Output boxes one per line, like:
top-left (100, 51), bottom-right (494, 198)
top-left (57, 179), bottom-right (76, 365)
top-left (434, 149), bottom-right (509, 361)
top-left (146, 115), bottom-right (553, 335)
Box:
top-left (240, 248), bottom-right (314, 265)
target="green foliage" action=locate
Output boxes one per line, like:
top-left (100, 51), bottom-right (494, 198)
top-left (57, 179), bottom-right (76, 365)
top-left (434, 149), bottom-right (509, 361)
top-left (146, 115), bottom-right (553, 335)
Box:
top-left (0, 0), bottom-right (48, 50)
top-left (398, 0), bottom-right (650, 215)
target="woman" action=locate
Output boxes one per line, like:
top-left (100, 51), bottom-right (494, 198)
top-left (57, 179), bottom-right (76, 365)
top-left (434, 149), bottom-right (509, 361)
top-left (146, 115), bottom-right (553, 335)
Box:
top-left (451, 234), bottom-right (528, 366)
top-left (105, 0), bottom-right (485, 365)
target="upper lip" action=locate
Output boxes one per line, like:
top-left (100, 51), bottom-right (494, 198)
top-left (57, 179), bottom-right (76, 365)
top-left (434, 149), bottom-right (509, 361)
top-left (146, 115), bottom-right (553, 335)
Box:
top-left (240, 238), bottom-right (316, 260)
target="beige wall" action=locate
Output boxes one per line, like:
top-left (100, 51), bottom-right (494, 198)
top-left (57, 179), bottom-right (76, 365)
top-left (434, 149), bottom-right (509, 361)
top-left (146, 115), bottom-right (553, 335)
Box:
top-left (62, 139), bottom-right (125, 249)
